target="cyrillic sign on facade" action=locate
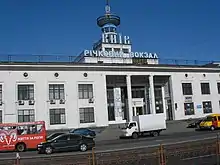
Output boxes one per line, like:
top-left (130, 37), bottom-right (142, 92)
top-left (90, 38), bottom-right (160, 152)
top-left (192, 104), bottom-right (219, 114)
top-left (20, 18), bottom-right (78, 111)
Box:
top-left (83, 50), bottom-right (158, 59)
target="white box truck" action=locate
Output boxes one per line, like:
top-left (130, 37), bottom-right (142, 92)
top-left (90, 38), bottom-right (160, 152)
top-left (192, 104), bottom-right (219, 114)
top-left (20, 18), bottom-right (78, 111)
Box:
top-left (120, 113), bottom-right (166, 139)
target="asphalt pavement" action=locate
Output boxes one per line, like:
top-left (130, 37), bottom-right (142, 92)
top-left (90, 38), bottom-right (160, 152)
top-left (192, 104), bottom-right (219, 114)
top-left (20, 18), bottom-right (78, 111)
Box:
top-left (1, 129), bottom-right (220, 160)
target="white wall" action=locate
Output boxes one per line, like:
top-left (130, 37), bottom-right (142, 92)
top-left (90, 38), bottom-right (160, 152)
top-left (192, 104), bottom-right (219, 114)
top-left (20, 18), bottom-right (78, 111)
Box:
top-left (0, 67), bottom-right (220, 128)
top-left (171, 72), bottom-right (220, 120)
top-left (0, 70), bottom-right (108, 130)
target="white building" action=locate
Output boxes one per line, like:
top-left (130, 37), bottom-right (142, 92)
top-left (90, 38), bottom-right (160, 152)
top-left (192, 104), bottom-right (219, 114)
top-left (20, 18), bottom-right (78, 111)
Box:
top-left (0, 3), bottom-right (220, 130)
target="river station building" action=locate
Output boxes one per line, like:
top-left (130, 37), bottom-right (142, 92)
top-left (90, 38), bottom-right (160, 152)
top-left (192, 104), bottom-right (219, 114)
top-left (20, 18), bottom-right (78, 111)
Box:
top-left (0, 3), bottom-right (220, 130)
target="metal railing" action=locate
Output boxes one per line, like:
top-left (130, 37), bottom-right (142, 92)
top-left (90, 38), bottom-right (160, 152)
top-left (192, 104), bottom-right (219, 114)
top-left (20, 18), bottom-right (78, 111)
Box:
top-left (5, 134), bottom-right (220, 165)
top-left (0, 54), bottom-right (219, 66)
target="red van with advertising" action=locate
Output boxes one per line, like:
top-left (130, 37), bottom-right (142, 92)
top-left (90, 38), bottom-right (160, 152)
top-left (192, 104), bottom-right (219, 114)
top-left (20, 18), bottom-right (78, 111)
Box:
top-left (0, 121), bottom-right (46, 152)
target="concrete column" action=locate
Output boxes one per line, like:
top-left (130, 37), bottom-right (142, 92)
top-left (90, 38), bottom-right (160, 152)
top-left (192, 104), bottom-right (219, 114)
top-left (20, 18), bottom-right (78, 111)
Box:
top-left (149, 75), bottom-right (156, 114)
top-left (161, 86), bottom-right (167, 119)
top-left (113, 87), bottom-right (123, 122)
top-left (126, 75), bottom-right (133, 121)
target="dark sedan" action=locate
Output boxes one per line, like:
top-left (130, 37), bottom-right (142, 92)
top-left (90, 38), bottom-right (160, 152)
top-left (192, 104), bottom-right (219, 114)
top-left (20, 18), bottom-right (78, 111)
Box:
top-left (69, 128), bottom-right (96, 138)
top-left (37, 133), bottom-right (95, 154)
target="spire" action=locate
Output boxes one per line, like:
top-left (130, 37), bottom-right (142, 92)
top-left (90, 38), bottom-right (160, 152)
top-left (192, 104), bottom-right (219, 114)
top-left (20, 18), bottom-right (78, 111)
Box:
top-left (105, 0), bottom-right (111, 15)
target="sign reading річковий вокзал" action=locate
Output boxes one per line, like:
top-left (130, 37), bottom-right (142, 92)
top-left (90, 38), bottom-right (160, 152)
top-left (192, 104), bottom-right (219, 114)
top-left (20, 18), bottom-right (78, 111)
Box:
top-left (84, 50), bottom-right (158, 59)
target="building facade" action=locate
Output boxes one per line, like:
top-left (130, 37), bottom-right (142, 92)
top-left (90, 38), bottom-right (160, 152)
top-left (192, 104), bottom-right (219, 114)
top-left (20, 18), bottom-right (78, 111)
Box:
top-left (0, 64), bottom-right (220, 130)
top-left (0, 2), bottom-right (220, 130)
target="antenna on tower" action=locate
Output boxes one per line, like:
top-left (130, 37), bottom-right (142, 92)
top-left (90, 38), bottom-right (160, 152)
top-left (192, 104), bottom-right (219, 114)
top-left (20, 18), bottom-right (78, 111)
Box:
top-left (105, 0), bottom-right (111, 15)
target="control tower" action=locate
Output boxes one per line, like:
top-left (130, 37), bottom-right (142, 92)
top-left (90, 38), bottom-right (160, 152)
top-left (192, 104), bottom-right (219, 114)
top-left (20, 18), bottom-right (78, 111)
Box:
top-left (75, 0), bottom-right (159, 64)
top-left (91, 0), bottom-right (132, 64)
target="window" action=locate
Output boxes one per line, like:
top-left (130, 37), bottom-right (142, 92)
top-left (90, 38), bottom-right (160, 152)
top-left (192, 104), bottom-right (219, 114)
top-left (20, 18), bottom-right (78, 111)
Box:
top-left (114, 48), bottom-right (120, 52)
top-left (202, 101), bottom-right (212, 114)
top-left (57, 134), bottom-right (69, 141)
top-left (49, 84), bottom-right (65, 100)
top-left (217, 83), bottom-right (220, 94)
top-left (17, 124), bottom-right (44, 135)
top-left (154, 86), bottom-right (164, 114)
top-left (78, 84), bottom-right (93, 99)
top-left (18, 109), bottom-right (35, 122)
top-left (18, 84), bottom-right (34, 100)
top-left (184, 103), bottom-right (195, 115)
top-left (129, 122), bottom-right (136, 127)
top-left (105, 48), bottom-right (112, 52)
top-left (182, 83), bottom-right (193, 95)
top-left (0, 85), bottom-right (2, 102)
top-left (50, 108), bottom-right (66, 125)
top-left (69, 134), bottom-right (81, 140)
top-left (0, 110), bottom-right (2, 123)
top-left (79, 107), bottom-right (95, 123)
top-left (122, 49), bottom-right (129, 53)
top-left (201, 83), bottom-right (210, 95)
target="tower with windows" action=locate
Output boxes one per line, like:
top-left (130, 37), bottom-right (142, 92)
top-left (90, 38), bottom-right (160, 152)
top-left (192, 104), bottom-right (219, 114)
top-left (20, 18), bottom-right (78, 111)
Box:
top-left (75, 0), bottom-right (158, 64)
top-left (75, 0), bottom-right (132, 63)
top-left (94, 0), bottom-right (131, 55)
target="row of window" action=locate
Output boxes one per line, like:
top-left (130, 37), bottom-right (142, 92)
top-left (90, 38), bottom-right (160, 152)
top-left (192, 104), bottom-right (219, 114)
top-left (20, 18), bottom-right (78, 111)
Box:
top-left (105, 48), bottom-right (129, 54)
top-left (0, 84), bottom-right (93, 101)
top-left (184, 101), bottom-right (218, 116)
top-left (182, 82), bottom-right (220, 95)
top-left (0, 107), bottom-right (95, 124)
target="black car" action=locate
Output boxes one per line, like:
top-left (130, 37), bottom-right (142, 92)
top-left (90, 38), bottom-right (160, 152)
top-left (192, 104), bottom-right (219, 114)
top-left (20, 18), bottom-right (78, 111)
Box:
top-left (69, 128), bottom-right (96, 138)
top-left (46, 132), bottom-right (65, 141)
top-left (187, 118), bottom-right (204, 128)
top-left (37, 133), bottom-right (95, 154)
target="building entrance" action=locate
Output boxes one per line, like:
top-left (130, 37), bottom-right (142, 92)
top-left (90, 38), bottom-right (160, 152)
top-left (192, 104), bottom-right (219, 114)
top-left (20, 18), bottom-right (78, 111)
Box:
top-left (132, 98), bottom-right (144, 116)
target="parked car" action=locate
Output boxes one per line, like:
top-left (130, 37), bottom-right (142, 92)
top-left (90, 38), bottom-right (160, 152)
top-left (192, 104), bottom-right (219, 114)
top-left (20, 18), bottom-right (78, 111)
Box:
top-left (187, 118), bottom-right (204, 128)
top-left (37, 133), bottom-right (95, 154)
top-left (46, 132), bottom-right (65, 141)
top-left (69, 128), bottom-right (96, 138)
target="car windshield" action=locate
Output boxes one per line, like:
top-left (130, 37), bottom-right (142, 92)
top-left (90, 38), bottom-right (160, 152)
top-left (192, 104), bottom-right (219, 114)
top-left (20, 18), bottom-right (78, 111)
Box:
top-left (120, 123), bottom-right (129, 129)
top-left (204, 116), bottom-right (213, 121)
top-left (47, 133), bottom-right (63, 141)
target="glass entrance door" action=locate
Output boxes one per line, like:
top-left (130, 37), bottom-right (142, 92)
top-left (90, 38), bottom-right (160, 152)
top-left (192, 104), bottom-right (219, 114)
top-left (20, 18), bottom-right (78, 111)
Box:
top-left (132, 106), bottom-right (144, 116)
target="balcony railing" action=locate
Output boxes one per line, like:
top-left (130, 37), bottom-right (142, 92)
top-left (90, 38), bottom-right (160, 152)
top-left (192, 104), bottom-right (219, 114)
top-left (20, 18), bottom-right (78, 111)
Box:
top-left (0, 54), bottom-right (219, 66)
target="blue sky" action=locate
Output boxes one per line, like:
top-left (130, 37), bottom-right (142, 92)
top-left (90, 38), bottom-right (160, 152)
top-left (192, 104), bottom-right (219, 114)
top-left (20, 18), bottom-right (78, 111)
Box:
top-left (0, 0), bottom-right (219, 61)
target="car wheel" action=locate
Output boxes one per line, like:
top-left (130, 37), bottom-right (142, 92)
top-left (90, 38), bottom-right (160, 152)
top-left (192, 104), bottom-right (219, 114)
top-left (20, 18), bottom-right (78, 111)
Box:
top-left (151, 131), bottom-right (160, 137)
top-left (45, 146), bottom-right (53, 154)
top-left (79, 144), bottom-right (88, 152)
top-left (16, 143), bottom-right (26, 152)
top-left (132, 132), bottom-right (138, 139)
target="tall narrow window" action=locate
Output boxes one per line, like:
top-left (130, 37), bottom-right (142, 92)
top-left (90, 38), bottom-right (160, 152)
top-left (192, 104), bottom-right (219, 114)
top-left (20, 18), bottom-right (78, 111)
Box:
top-left (217, 83), bottom-right (220, 94)
top-left (154, 86), bottom-right (164, 113)
top-left (201, 83), bottom-right (210, 95)
top-left (18, 109), bottom-right (35, 122)
top-left (50, 108), bottom-right (66, 125)
top-left (182, 83), bottom-right (193, 95)
top-left (202, 101), bottom-right (212, 114)
top-left (0, 85), bottom-right (2, 102)
top-left (49, 84), bottom-right (65, 100)
top-left (78, 84), bottom-right (93, 99)
top-left (184, 103), bottom-right (195, 115)
top-left (18, 84), bottom-right (34, 100)
top-left (0, 110), bottom-right (2, 123)
top-left (79, 107), bottom-right (95, 123)
top-left (107, 88), bottom-right (115, 121)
